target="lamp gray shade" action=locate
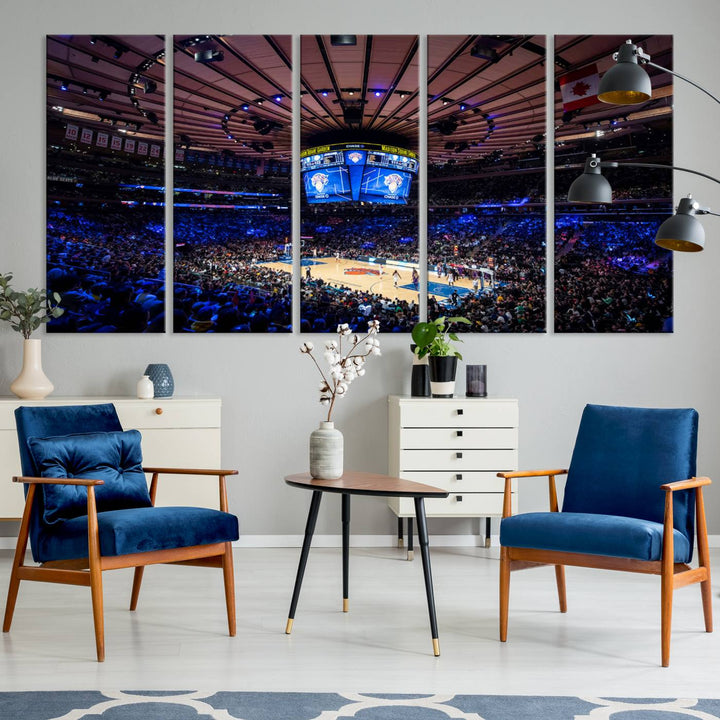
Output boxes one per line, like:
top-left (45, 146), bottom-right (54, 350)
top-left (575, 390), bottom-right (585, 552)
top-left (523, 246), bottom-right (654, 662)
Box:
top-left (567, 168), bottom-right (612, 203)
top-left (598, 42), bottom-right (652, 105)
top-left (655, 214), bottom-right (706, 252)
top-left (654, 197), bottom-right (706, 252)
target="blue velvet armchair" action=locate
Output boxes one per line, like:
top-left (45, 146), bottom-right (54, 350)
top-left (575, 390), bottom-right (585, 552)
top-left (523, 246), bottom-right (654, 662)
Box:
top-left (3, 403), bottom-right (239, 661)
top-left (498, 404), bottom-right (712, 666)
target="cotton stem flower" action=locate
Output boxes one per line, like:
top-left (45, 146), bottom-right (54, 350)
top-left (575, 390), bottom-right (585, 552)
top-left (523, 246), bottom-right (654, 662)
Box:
top-left (300, 321), bottom-right (381, 422)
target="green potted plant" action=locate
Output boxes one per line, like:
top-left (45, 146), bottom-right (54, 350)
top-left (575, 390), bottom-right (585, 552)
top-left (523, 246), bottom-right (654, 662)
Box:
top-left (0, 273), bottom-right (63, 399)
top-left (411, 315), bottom-right (471, 397)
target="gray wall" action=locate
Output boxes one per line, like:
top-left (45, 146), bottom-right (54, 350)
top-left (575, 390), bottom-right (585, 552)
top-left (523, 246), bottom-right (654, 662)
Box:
top-left (2, 0), bottom-right (719, 538)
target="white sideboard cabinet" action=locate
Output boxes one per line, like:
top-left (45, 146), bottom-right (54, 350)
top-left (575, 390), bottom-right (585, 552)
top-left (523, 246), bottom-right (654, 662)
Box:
top-left (0, 396), bottom-right (222, 519)
top-left (388, 395), bottom-right (519, 554)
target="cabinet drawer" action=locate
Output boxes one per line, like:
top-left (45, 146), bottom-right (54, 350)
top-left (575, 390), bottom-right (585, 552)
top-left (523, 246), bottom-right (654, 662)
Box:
top-left (401, 427), bottom-right (517, 450)
top-left (398, 399), bottom-right (518, 429)
top-left (390, 492), bottom-right (512, 517)
top-left (398, 470), bottom-right (506, 493)
top-left (115, 399), bottom-right (220, 430)
top-left (400, 448), bottom-right (517, 472)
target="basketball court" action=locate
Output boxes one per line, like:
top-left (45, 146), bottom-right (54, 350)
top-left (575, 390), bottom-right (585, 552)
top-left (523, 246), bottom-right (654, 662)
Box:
top-left (262, 255), bottom-right (490, 306)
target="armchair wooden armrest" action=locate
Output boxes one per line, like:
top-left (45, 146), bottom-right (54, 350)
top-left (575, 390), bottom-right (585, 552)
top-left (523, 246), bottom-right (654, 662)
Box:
top-left (497, 469), bottom-right (568, 480)
top-left (661, 476), bottom-right (712, 492)
top-left (142, 468), bottom-right (238, 512)
top-left (497, 469), bottom-right (568, 518)
top-left (13, 475), bottom-right (104, 486)
top-left (142, 467), bottom-right (238, 477)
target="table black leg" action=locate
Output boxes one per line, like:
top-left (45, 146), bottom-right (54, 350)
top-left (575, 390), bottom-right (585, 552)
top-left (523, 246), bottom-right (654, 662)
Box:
top-left (414, 496), bottom-right (440, 656)
top-left (397, 517), bottom-right (404, 548)
top-left (286, 490), bottom-right (323, 634)
top-left (485, 517), bottom-right (492, 548)
top-left (342, 493), bottom-right (350, 612)
top-left (407, 517), bottom-right (414, 561)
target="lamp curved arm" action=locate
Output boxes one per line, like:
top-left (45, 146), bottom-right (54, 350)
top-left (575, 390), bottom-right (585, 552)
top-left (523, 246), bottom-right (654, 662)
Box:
top-left (599, 160), bottom-right (720, 187)
top-left (644, 59), bottom-right (720, 106)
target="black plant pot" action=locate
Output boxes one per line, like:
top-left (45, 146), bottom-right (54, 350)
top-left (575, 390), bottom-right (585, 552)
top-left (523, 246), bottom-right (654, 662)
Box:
top-left (410, 343), bottom-right (430, 397)
top-left (428, 355), bottom-right (458, 398)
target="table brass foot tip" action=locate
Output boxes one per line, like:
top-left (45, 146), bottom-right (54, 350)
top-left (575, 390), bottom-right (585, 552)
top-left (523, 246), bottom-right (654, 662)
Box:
top-left (407, 550), bottom-right (414, 561)
top-left (285, 618), bottom-right (294, 634)
top-left (343, 598), bottom-right (349, 613)
top-left (432, 638), bottom-right (440, 656)
top-left (398, 538), bottom-right (404, 548)
top-left (485, 538), bottom-right (491, 548)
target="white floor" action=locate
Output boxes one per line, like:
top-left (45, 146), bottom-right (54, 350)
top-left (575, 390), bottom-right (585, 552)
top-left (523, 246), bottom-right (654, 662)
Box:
top-left (0, 546), bottom-right (718, 697)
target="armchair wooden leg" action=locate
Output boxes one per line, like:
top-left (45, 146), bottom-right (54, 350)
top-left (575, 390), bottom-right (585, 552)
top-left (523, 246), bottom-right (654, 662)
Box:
top-left (499, 546), bottom-right (510, 642)
top-left (130, 567), bottom-right (144, 611)
top-left (3, 485), bottom-right (35, 633)
top-left (87, 488), bottom-right (105, 662)
top-left (3, 569), bottom-right (21, 634)
top-left (660, 565), bottom-right (672, 668)
top-left (555, 565), bottom-right (567, 613)
top-left (696, 487), bottom-right (713, 633)
top-left (222, 542), bottom-right (236, 637)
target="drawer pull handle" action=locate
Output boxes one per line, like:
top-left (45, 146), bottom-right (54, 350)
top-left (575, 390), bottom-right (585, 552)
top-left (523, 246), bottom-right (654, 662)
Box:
top-left (456, 473), bottom-right (463, 481)
top-left (456, 430), bottom-right (463, 437)
top-left (155, 408), bottom-right (163, 415)
top-left (456, 452), bottom-right (463, 459)
top-left (456, 495), bottom-right (463, 502)
top-left (457, 408), bottom-right (464, 416)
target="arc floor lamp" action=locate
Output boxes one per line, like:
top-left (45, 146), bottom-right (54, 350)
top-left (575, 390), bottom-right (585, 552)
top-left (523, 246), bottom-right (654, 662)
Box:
top-left (566, 39), bottom-right (720, 252)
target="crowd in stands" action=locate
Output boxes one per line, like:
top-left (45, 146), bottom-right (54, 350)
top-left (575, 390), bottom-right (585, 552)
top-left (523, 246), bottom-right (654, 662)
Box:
top-left (554, 217), bottom-right (672, 332)
top-left (428, 170), bottom-right (545, 206)
top-left (44, 140), bottom-right (672, 335)
top-left (46, 207), bottom-right (166, 332)
top-left (301, 207), bottom-right (417, 263)
top-left (427, 209), bottom-right (546, 332)
top-left (300, 284), bottom-right (417, 333)
top-left (173, 208), bottom-right (291, 333)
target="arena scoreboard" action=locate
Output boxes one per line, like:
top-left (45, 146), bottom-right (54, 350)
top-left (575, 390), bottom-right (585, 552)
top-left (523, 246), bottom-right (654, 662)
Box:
top-left (301, 143), bottom-right (418, 205)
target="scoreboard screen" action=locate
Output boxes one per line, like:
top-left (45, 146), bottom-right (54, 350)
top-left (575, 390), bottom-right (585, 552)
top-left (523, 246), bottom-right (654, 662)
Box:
top-left (359, 167), bottom-right (412, 204)
top-left (302, 165), bottom-right (352, 203)
top-left (300, 143), bottom-right (417, 204)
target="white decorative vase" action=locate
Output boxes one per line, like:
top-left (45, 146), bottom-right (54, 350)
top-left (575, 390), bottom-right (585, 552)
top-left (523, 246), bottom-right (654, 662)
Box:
top-left (136, 375), bottom-right (154, 399)
top-left (10, 338), bottom-right (54, 400)
top-left (309, 421), bottom-right (344, 480)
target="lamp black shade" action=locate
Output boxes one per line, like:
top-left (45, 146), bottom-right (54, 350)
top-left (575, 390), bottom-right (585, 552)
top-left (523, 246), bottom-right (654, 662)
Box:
top-left (654, 197), bottom-right (706, 252)
top-left (598, 41), bottom-right (652, 105)
top-left (567, 157), bottom-right (612, 203)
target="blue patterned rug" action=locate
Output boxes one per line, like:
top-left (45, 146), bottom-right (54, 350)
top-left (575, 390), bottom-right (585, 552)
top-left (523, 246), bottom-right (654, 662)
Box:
top-left (2, 692), bottom-right (720, 720)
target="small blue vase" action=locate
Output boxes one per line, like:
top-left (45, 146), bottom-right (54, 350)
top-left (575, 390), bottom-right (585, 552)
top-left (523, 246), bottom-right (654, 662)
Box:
top-left (144, 363), bottom-right (174, 398)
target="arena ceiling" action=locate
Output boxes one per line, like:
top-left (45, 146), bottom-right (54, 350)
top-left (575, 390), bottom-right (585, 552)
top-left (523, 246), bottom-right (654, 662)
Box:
top-left (47, 34), bottom-right (673, 169)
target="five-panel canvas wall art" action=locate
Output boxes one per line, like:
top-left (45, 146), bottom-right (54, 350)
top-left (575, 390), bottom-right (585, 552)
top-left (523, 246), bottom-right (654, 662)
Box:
top-left (46, 34), bottom-right (674, 334)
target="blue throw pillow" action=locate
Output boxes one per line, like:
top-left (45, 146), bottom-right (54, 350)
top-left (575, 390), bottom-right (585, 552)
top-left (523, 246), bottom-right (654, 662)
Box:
top-left (28, 430), bottom-right (152, 525)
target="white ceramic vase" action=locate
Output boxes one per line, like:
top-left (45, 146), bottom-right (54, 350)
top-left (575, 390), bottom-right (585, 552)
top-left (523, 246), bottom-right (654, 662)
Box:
top-left (309, 421), bottom-right (344, 480)
top-left (10, 338), bottom-right (54, 400)
top-left (136, 375), bottom-right (154, 399)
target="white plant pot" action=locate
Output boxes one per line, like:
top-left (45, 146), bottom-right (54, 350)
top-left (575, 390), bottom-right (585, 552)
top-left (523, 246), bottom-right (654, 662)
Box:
top-left (10, 338), bottom-right (54, 400)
